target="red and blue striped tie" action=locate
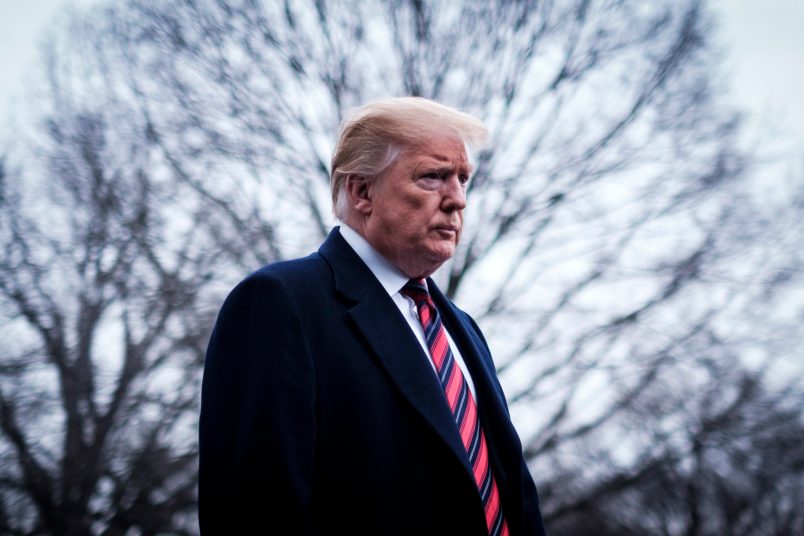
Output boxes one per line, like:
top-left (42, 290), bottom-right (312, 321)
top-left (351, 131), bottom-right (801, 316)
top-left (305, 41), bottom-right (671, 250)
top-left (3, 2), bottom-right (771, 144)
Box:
top-left (402, 279), bottom-right (509, 536)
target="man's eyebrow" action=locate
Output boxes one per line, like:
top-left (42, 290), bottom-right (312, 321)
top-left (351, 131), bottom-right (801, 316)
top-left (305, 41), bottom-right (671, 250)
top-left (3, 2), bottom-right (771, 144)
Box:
top-left (416, 164), bottom-right (475, 177)
top-left (416, 157), bottom-right (473, 173)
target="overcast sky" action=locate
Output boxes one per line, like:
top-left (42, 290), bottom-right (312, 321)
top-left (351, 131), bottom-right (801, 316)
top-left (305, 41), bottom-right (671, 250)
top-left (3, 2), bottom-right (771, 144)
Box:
top-left (1, 0), bottom-right (802, 166)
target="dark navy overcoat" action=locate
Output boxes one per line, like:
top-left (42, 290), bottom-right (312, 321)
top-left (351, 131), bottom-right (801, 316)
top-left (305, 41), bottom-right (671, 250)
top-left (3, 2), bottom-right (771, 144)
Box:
top-left (199, 227), bottom-right (546, 535)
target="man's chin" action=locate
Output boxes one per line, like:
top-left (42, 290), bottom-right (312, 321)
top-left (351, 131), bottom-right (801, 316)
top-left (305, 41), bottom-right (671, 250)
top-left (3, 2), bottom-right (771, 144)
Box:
top-left (426, 247), bottom-right (456, 267)
top-left (436, 242), bottom-right (457, 259)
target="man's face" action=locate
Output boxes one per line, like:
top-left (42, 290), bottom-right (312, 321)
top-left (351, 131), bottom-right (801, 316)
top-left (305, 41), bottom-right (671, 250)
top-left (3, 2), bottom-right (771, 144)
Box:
top-left (362, 134), bottom-right (471, 278)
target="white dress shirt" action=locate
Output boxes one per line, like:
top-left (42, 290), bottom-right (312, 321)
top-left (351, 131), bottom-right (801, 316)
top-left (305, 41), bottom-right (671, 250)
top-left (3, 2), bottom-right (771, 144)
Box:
top-left (339, 224), bottom-right (477, 398)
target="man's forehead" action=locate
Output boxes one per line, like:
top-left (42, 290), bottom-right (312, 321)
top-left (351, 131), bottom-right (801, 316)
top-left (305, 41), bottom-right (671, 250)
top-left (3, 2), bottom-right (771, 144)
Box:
top-left (422, 150), bottom-right (466, 162)
top-left (410, 145), bottom-right (471, 168)
top-left (420, 157), bottom-right (471, 174)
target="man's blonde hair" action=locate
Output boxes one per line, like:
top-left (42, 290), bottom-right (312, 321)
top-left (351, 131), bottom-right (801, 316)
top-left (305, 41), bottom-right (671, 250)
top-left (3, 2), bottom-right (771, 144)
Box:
top-left (330, 97), bottom-right (488, 219)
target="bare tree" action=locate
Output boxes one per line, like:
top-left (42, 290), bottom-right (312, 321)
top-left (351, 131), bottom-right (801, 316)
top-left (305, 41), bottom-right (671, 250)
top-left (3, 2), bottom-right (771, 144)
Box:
top-left (0, 21), bottom-right (219, 534)
top-left (1, 0), bottom-right (802, 533)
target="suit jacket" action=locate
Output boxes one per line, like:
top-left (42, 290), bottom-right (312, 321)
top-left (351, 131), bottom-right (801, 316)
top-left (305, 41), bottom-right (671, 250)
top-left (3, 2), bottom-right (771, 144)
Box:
top-left (199, 227), bottom-right (546, 535)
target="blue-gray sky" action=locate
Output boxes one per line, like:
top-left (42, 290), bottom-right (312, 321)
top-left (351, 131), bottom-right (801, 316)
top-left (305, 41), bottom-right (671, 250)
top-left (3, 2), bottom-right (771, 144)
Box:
top-left (1, 0), bottom-right (802, 163)
top-left (711, 0), bottom-right (804, 171)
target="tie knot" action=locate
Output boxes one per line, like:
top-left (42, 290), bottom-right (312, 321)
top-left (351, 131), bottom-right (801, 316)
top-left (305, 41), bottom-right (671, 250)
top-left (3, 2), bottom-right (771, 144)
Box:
top-left (401, 278), bottom-right (429, 303)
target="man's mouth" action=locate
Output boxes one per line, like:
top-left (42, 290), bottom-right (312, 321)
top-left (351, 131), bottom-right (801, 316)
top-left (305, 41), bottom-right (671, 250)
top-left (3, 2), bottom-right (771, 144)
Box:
top-left (434, 225), bottom-right (458, 232)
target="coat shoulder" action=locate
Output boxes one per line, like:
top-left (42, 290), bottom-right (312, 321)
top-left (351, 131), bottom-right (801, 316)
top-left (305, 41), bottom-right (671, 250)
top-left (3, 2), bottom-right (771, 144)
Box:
top-left (247, 251), bottom-right (329, 285)
top-left (233, 252), bottom-right (332, 298)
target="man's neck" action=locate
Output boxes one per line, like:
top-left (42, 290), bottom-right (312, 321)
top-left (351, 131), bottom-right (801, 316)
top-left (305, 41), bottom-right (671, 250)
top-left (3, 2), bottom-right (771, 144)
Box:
top-left (338, 223), bottom-right (410, 296)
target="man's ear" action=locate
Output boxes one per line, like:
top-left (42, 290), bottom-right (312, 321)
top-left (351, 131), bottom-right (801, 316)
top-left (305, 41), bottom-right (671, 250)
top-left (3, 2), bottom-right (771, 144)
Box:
top-left (346, 175), bottom-right (373, 216)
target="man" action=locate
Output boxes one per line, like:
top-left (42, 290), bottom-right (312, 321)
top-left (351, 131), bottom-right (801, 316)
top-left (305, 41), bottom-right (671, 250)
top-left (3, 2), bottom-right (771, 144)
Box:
top-left (199, 97), bottom-right (546, 535)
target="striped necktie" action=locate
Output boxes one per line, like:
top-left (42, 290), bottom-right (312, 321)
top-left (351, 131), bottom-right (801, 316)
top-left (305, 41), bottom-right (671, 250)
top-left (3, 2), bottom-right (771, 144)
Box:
top-left (402, 279), bottom-right (509, 536)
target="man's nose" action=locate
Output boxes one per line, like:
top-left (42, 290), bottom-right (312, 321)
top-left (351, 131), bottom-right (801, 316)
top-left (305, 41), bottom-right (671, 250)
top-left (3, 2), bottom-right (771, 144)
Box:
top-left (441, 175), bottom-right (467, 211)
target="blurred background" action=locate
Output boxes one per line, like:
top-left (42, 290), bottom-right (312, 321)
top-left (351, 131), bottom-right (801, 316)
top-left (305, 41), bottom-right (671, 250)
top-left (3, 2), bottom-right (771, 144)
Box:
top-left (1, 1), bottom-right (802, 534)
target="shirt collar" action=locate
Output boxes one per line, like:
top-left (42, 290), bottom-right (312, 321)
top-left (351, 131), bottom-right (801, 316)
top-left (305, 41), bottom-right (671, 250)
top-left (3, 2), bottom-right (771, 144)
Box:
top-left (339, 223), bottom-right (411, 297)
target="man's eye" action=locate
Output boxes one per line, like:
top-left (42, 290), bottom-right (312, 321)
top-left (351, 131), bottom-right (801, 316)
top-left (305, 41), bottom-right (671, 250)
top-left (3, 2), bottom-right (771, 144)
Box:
top-left (420, 173), bottom-right (440, 181)
top-left (459, 175), bottom-right (469, 185)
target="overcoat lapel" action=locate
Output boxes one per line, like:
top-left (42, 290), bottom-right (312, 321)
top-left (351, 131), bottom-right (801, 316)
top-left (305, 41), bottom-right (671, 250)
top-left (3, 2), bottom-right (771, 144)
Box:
top-left (318, 229), bottom-right (478, 484)
top-left (430, 281), bottom-right (527, 534)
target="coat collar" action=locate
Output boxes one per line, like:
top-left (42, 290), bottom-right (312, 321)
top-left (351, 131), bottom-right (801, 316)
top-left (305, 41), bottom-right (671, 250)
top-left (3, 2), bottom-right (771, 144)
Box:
top-left (319, 228), bottom-right (475, 474)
